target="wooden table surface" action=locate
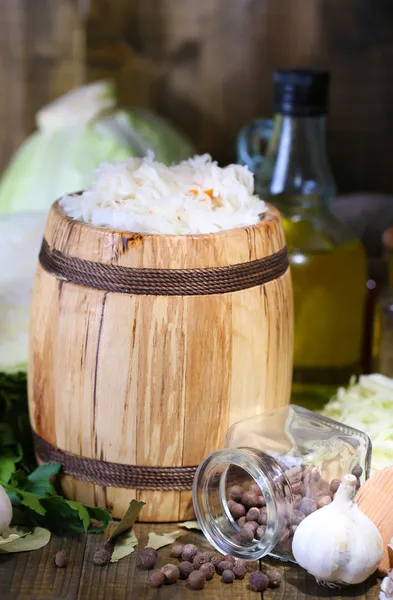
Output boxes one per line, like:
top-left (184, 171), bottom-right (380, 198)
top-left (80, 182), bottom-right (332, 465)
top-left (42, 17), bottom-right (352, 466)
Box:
top-left (0, 524), bottom-right (381, 600)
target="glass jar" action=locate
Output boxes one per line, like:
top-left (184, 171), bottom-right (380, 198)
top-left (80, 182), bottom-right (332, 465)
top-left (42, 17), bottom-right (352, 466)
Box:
top-left (193, 405), bottom-right (371, 562)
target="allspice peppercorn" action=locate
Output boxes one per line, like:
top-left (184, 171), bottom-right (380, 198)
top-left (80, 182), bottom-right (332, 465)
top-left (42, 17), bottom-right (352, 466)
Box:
top-left (233, 564), bottom-right (247, 579)
top-left (188, 570), bottom-right (206, 590)
top-left (54, 550), bottom-right (69, 568)
top-left (161, 563), bottom-right (180, 584)
top-left (352, 465), bottom-right (363, 478)
top-left (193, 552), bottom-right (210, 569)
top-left (149, 571), bottom-right (165, 588)
top-left (211, 555), bottom-right (222, 569)
top-left (137, 549), bottom-right (157, 570)
top-left (267, 569), bottom-right (282, 588)
top-left (222, 569), bottom-right (235, 583)
top-left (241, 491), bottom-right (259, 508)
top-left (330, 478), bottom-right (341, 494)
top-left (217, 560), bottom-right (234, 575)
top-left (223, 554), bottom-right (236, 565)
top-left (181, 543), bottom-right (198, 562)
top-left (246, 507), bottom-right (260, 522)
top-left (229, 502), bottom-right (246, 520)
top-left (93, 548), bottom-right (111, 566)
top-left (230, 485), bottom-right (243, 501)
top-left (238, 525), bottom-right (254, 543)
top-left (170, 543), bottom-right (184, 558)
top-left (179, 561), bottom-right (194, 580)
top-left (200, 562), bottom-right (215, 580)
top-left (249, 571), bottom-right (269, 592)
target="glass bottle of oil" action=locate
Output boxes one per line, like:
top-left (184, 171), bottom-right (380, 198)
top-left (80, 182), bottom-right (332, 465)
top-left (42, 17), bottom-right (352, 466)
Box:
top-left (257, 69), bottom-right (367, 407)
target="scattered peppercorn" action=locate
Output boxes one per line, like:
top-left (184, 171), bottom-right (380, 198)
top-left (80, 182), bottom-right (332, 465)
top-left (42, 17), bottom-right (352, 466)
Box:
top-left (233, 564), bottom-right (247, 579)
top-left (149, 570), bottom-right (165, 588)
top-left (181, 544), bottom-right (198, 562)
top-left (200, 562), bottom-right (215, 580)
top-left (188, 570), bottom-right (206, 590)
top-left (230, 502), bottom-right (246, 520)
top-left (249, 571), bottom-right (269, 592)
top-left (137, 549), bottom-right (157, 570)
top-left (217, 560), bottom-right (234, 575)
top-left (352, 465), bottom-right (363, 478)
top-left (193, 552), bottom-right (210, 569)
top-left (267, 569), bottom-right (282, 588)
top-left (161, 563), bottom-right (180, 584)
top-left (223, 554), bottom-right (236, 565)
top-left (202, 551), bottom-right (214, 562)
top-left (54, 550), bottom-right (69, 568)
top-left (93, 548), bottom-right (111, 567)
top-left (170, 543), bottom-right (184, 558)
top-left (211, 555), bottom-right (222, 569)
top-left (179, 561), bottom-right (194, 580)
top-left (222, 569), bottom-right (235, 583)
top-left (143, 546), bottom-right (158, 556)
top-left (230, 485), bottom-right (244, 501)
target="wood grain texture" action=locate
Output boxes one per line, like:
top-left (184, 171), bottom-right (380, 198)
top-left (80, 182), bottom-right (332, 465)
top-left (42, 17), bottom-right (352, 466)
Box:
top-left (357, 466), bottom-right (393, 575)
top-left (0, 524), bottom-right (381, 600)
top-left (28, 202), bottom-right (293, 521)
top-left (0, 0), bottom-right (85, 172)
top-left (87, 0), bottom-right (393, 195)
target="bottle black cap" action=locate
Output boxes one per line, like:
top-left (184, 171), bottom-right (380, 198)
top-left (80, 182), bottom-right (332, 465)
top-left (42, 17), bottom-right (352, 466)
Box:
top-left (273, 69), bottom-right (330, 117)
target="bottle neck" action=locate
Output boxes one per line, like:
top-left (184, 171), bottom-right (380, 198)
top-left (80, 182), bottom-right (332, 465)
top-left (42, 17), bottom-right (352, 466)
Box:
top-left (257, 112), bottom-right (335, 209)
top-left (192, 448), bottom-right (290, 561)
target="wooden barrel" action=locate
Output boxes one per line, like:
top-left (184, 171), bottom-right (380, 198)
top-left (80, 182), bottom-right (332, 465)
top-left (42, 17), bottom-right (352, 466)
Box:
top-left (28, 200), bottom-right (293, 522)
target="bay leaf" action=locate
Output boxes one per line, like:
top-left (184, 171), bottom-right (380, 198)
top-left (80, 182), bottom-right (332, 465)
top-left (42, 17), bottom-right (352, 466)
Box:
top-left (109, 499), bottom-right (145, 542)
top-left (178, 520), bottom-right (202, 531)
top-left (110, 528), bottom-right (138, 563)
top-left (0, 527), bottom-right (30, 546)
top-left (147, 530), bottom-right (181, 550)
top-left (0, 527), bottom-right (50, 553)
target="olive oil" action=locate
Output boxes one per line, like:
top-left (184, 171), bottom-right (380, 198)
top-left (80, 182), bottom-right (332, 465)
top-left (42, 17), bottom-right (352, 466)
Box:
top-left (268, 197), bottom-right (367, 407)
top-left (239, 70), bottom-right (368, 407)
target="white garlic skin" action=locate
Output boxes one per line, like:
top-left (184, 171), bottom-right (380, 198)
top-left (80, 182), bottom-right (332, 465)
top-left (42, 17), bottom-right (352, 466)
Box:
top-left (380, 571), bottom-right (393, 599)
top-left (0, 484), bottom-right (12, 534)
top-left (292, 474), bottom-right (383, 585)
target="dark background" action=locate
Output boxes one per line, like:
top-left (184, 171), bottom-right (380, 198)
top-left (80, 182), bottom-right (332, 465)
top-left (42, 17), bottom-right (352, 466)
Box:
top-left (2, 0), bottom-right (393, 194)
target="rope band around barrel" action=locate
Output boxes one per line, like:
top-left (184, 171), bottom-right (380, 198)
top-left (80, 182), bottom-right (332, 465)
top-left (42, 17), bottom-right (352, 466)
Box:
top-left (33, 433), bottom-right (197, 491)
top-left (39, 238), bottom-right (288, 296)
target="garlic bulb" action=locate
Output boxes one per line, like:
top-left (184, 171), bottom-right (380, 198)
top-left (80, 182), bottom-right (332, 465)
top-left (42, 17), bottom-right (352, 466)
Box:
top-left (0, 484), bottom-right (12, 534)
top-left (292, 474), bottom-right (383, 585)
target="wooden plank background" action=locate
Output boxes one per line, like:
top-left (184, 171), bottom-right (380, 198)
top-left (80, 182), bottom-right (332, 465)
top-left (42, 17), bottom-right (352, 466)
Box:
top-left (0, 524), bottom-right (381, 599)
top-left (1, 0), bottom-right (393, 194)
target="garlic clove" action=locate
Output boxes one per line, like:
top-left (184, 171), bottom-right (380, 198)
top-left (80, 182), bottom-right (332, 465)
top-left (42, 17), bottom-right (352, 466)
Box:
top-left (292, 474), bottom-right (383, 586)
top-left (0, 484), bottom-right (12, 534)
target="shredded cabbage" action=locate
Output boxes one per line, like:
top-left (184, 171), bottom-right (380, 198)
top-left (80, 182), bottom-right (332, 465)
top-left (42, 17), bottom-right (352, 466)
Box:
top-left (60, 154), bottom-right (267, 234)
top-left (0, 81), bottom-right (194, 214)
top-left (322, 374), bottom-right (393, 473)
